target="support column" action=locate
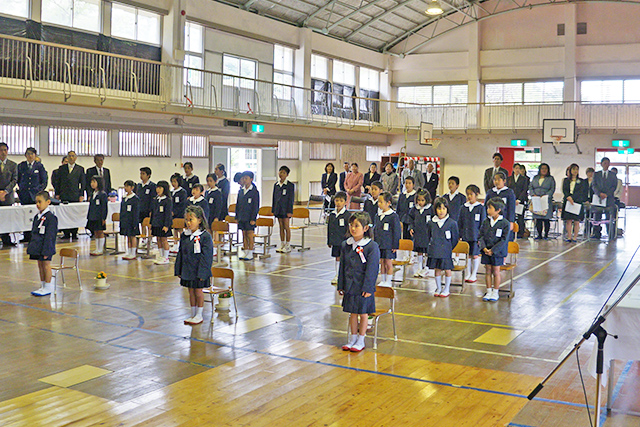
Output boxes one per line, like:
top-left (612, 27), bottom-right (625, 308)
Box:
top-left (295, 28), bottom-right (312, 120)
top-left (467, 21), bottom-right (481, 129)
top-left (564, 4), bottom-right (577, 118)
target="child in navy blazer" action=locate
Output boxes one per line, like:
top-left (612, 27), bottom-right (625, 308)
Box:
top-left (426, 197), bottom-right (460, 298)
top-left (409, 190), bottom-right (433, 278)
top-left (205, 174), bottom-right (224, 225)
top-left (151, 180), bottom-right (173, 265)
top-left (120, 180), bottom-right (140, 260)
top-left (170, 173), bottom-right (188, 254)
top-left (485, 171), bottom-right (516, 241)
top-left (363, 181), bottom-right (383, 222)
top-left (374, 192), bottom-right (401, 287)
top-left (136, 167), bottom-right (156, 224)
top-left (479, 197), bottom-right (511, 302)
top-left (445, 176), bottom-right (467, 221)
top-left (175, 205), bottom-right (214, 325)
top-left (458, 184), bottom-right (485, 283)
top-left (272, 166), bottom-right (295, 253)
top-left (328, 192), bottom-right (351, 284)
top-left (87, 175), bottom-right (109, 256)
top-left (236, 171), bottom-right (260, 261)
top-left (188, 183), bottom-right (210, 227)
top-left (397, 176), bottom-right (417, 239)
top-left (28, 191), bottom-right (58, 297)
top-left (338, 211), bottom-right (380, 352)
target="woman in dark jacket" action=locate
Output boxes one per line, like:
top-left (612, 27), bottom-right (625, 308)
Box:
top-left (363, 163), bottom-right (381, 194)
top-left (562, 163), bottom-right (588, 242)
top-left (321, 162), bottom-right (338, 209)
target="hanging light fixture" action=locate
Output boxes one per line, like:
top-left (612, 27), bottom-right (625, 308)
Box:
top-left (425, 0), bottom-right (443, 15)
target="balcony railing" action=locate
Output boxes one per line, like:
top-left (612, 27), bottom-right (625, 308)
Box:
top-left (2, 33), bottom-right (640, 133)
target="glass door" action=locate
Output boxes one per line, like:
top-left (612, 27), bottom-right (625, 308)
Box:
top-left (626, 165), bottom-right (640, 207)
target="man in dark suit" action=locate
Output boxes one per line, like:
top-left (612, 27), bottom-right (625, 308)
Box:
top-left (17, 147), bottom-right (48, 243)
top-left (85, 154), bottom-right (112, 193)
top-left (423, 162), bottom-right (439, 201)
top-left (53, 150), bottom-right (85, 239)
top-left (0, 142), bottom-right (18, 247)
top-left (339, 162), bottom-right (349, 192)
top-left (483, 153), bottom-right (509, 194)
top-left (508, 163), bottom-right (530, 238)
top-left (591, 157), bottom-right (618, 239)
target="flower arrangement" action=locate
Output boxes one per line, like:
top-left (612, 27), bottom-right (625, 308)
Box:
top-left (96, 271), bottom-right (107, 280)
top-left (218, 290), bottom-right (233, 298)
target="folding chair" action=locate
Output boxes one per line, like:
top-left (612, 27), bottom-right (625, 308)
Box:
top-left (345, 285), bottom-right (397, 350)
top-left (391, 239), bottom-right (414, 286)
top-left (254, 217), bottom-right (274, 259)
top-left (307, 195), bottom-right (329, 225)
top-left (51, 248), bottom-right (82, 290)
top-left (512, 222), bottom-right (519, 242)
top-left (136, 217), bottom-right (154, 259)
top-left (211, 221), bottom-right (232, 265)
top-left (258, 206), bottom-right (273, 218)
top-left (290, 207), bottom-right (311, 251)
top-left (499, 241), bottom-right (519, 298)
top-left (206, 267), bottom-right (237, 322)
top-left (105, 213), bottom-right (125, 255)
top-left (452, 241), bottom-right (469, 294)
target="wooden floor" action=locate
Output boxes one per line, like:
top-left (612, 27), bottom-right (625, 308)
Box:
top-left (1, 212), bottom-right (640, 426)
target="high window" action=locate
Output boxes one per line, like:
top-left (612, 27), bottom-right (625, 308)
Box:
top-left (485, 82), bottom-right (564, 104)
top-left (184, 22), bottom-right (204, 87)
top-left (182, 134), bottom-right (208, 158)
top-left (398, 85), bottom-right (468, 106)
top-left (223, 54), bottom-right (257, 89)
top-left (119, 131), bottom-right (170, 157)
top-left (0, 124), bottom-right (38, 155)
top-left (49, 127), bottom-right (110, 156)
top-left (359, 67), bottom-right (380, 121)
top-left (42, 0), bottom-right (101, 33)
top-left (273, 44), bottom-right (294, 100)
top-left (0, 0), bottom-right (29, 18)
top-left (111, 3), bottom-right (162, 45)
top-left (581, 79), bottom-right (640, 104)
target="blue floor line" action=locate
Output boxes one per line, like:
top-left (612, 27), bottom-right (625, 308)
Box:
top-left (508, 423), bottom-right (537, 427)
top-left (1, 298), bottom-right (594, 411)
top-left (600, 360), bottom-right (634, 427)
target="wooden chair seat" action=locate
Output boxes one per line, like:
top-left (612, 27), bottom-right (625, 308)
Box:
top-left (345, 286), bottom-right (397, 350)
top-left (254, 217), bottom-right (274, 259)
top-left (51, 248), bottom-right (82, 290)
top-left (290, 207), bottom-right (311, 251)
top-left (206, 267), bottom-right (237, 322)
top-left (451, 241), bottom-right (470, 294)
top-left (498, 242), bottom-right (519, 298)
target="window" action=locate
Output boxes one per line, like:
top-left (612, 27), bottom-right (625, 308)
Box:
top-left (223, 54), bottom-right (257, 89)
top-left (485, 82), bottom-right (563, 104)
top-left (274, 44), bottom-right (294, 100)
top-left (182, 134), bottom-right (208, 158)
top-left (333, 60), bottom-right (355, 86)
top-left (311, 55), bottom-right (328, 80)
top-left (581, 79), bottom-right (640, 104)
top-left (277, 140), bottom-right (299, 160)
top-left (398, 85), bottom-right (468, 106)
top-left (184, 22), bottom-right (204, 87)
top-left (111, 3), bottom-right (161, 45)
top-left (0, 0), bottom-right (29, 18)
top-left (311, 55), bottom-right (330, 115)
top-left (0, 124), bottom-right (38, 155)
top-left (119, 131), bottom-right (170, 157)
top-left (366, 146), bottom-right (387, 162)
top-left (513, 148), bottom-right (542, 179)
top-left (42, 0), bottom-right (101, 32)
top-left (360, 67), bottom-right (379, 92)
top-left (359, 67), bottom-right (380, 122)
top-left (309, 142), bottom-right (336, 160)
top-left (332, 60), bottom-right (356, 118)
top-left (49, 127), bottom-right (110, 156)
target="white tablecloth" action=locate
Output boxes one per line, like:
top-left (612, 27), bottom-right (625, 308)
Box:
top-left (588, 265), bottom-right (640, 381)
top-left (0, 202), bottom-right (120, 233)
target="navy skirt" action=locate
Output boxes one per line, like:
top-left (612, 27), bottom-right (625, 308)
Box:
top-left (427, 257), bottom-right (454, 270)
top-left (331, 245), bottom-right (342, 258)
top-left (414, 246), bottom-right (428, 254)
top-left (379, 248), bottom-right (396, 260)
top-left (86, 219), bottom-right (106, 233)
top-left (342, 292), bottom-right (375, 315)
top-left (180, 278), bottom-right (210, 289)
top-left (151, 226), bottom-right (172, 237)
top-left (481, 254), bottom-right (505, 266)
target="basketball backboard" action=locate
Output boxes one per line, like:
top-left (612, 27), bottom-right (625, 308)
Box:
top-left (542, 119), bottom-right (576, 144)
top-left (419, 122), bottom-right (440, 147)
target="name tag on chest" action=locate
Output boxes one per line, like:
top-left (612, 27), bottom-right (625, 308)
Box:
top-left (409, 202), bottom-right (414, 208)
top-left (145, 189), bottom-right (150, 194)
top-left (175, 196), bottom-right (180, 203)
top-left (475, 213), bottom-right (480, 221)
top-left (95, 199), bottom-right (100, 205)
top-left (502, 198), bottom-right (507, 204)
top-left (247, 198), bottom-right (252, 204)
top-left (127, 205), bottom-right (132, 212)
top-left (39, 225), bottom-right (46, 234)
top-left (159, 206), bottom-right (164, 213)
top-left (282, 189), bottom-right (287, 196)
top-left (426, 215), bottom-right (431, 222)
top-left (445, 230), bottom-right (451, 240)
top-left (194, 242), bottom-right (201, 254)
top-left (209, 198), bottom-right (214, 204)
top-left (339, 218), bottom-right (344, 227)
top-left (383, 223), bottom-right (389, 231)
top-left (496, 228), bottom-right (503, 237)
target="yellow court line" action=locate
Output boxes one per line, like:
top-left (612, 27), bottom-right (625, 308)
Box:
top-left (518, 256), bottom-right (600, 264)
top-left (243, 269), bottom-right (329, 283)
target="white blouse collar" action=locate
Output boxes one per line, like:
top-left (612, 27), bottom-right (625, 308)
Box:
top-left (403, 189), bottom-right (416, 196)
top-left (433, 215), bottom-right (449, 228)
top-left (378, 208), bottom-right (395, 219)
top-left (417, 203), bottom-right (432, 214)
top-left (447, 190), bottom-right (460, 200)
top-left (490, 215), bottom-right (504, 227)
top-left (37, 207), bottom-right (51, 219)
top-left (334, 207), bottom-right (346, 216)
top-left (464, 201), bottom-right (481, 211)
top-left (189, 196), bottom-right (204, 202)
top-left (346, 237), bottom-right (371, 249)
top-left (492, 186), bottom-right (509, 194)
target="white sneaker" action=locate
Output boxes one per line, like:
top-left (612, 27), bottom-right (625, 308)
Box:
top-left (154, 257), bottom-right (170, 265)
top-left (342, 334), bottom-right (358, 351)
top-left (186, 315), bottom-right (203, 325)
top-left (183, 317), bottom-right (194, 325)
top-left (414, 268), bottom-right (427, 278)
top-left (482, 290), bottom-right (492, 301)
top-left (350, 336), bottom-right (365, 352)
top-left (282, 244), bottom-right (292, 253)
top-left (170, 245), bottom-right (179, 254)
top-left (489, 288), bottom-right (500, 302)
top-left (276, 244), bottom-right (285, 253)
top-left (331, 274), bottom-right (338, 285)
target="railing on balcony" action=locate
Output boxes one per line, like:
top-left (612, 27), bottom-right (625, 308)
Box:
top-left (3, 33), bottom-right (640, 133)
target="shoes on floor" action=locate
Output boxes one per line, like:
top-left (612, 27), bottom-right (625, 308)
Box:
top-left (154, 258), bottom-right (170, 265)
top-left (439, 291), bottom-right (450, 298)
top-left (489, 288), bottom-right (500, 302)
top-left (465, 277), bottom-right (477, 283)
top-left (482, 290), bottom-right (492, 301)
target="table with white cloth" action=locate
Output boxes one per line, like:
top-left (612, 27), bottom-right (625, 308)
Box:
top-left (0, 202), bottom-right (120, 234)
top-left (587, 265), bottom-right (640, 412)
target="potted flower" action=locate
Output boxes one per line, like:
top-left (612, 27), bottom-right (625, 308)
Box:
top-left (216, 290), bottom-right (233, 310)
top-left (95, 271), bottom-right (109, 289)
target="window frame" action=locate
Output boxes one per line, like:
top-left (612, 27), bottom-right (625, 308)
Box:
top-left (118, 130), bottom-right (170, 157)
top-left (111, 2), bottom-right (162, 46)
top-left (277, 140), bottom-right (299, 160)
top-left (223, 53), bottom-right (257, 90)
top-left (397, 84), bottom-right (469, 107)
top-left (181, 134), bottom-right (208, 158)
top-left (0, 0), bottom-right (30, 19)
top-left (41, 0), bottom-right (102, 33)
top-left (580, 79), bottom-right (640, 104)
top-left (273, 44), bottom-right (294, 100)
top-left (48, 126), bottom-right (111, 157)
top-left (0, 124), bottom-right (38, 155)
top-left (484, 81), bottom-right (564, 105)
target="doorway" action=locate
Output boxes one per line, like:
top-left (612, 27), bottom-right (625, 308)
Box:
top-left (596, 149), bottom-right (640, 207)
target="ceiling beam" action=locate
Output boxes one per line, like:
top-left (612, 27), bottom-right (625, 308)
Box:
top-left (327, 0), bottom-right (389, 30)
top-left (302, 0), bottom-right (340, 25)
top-left (243, 0), bottom-right (260, 10)
top-left (344, 0), bottom-right (417, 41)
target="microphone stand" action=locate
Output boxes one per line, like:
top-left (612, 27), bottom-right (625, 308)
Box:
top-left (527, 266), bottom-right (640, 427)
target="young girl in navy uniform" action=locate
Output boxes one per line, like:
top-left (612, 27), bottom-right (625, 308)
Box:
top-left (151, 180), bottom-right (173, 265)
top-left (338, 211), bottom-right (380, 352)
top-left (374, 192), bottom-right (401, 287)
top-left (479, 197), bottom-right (511, 302)
top-left (175, 205), bottom-right (214, 325)
top-left (397, 176), bottom-right (417, 239)
top-left (272, 166), bottom-right (295, 253)
top-left (485, 172), bottom-right (516, 240)
top-left (327, 191), bottom-right (351, 285)
top-left (426, 197), bottom-right (460, 298)
top-left (204, 173), bottom-right (223, 225)
top-left (363, 181), bottom-right (382, 221)
top-left (170, 173), bottom-right (188, 254)
top-left (236, 171), bottom-right (260, 261)
top-left (215, 163), bottom-right (230, 220)
top-left (188, 184), bottom-right (209, 226)
top-left (87, 175), bottom-right (108, 256)
top-left (409, 190), bottom-right (433, 278)
top-left (445, 176), bottom-right (467, 221)
top-left (120, 180), bottom-right (140, 261)
top-left (29, 191), bottom-right (58, 297)
top-left (182, 162), bottom-right (200, 194)
top-left (136, 167), bottom-right (156, 224)
top-left (457, 184), bottom-right (486, 283)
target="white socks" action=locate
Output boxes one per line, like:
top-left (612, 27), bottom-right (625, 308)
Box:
top-left (472, 257), bottom-right (481, 279)
top-left (435, 276), bottom-right (442, 294)
top-left (443, 276), bottom-right (451, 294)
top-left (343, 334), bottom-right (358, 350)
top-left (350, 334), bottom-right (366, 351)
top-left (129, 247), bottom-right (137, 258)
top-left (93, 237), bottom-right (105, 254)
top-left (335, 260), bottom-right (340, 275)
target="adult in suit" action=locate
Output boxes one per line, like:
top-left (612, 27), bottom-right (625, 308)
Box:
top-left (380, 162), bottom-right (399, 195)
top-left (484, 153), bottom-right (509, 194)
top-left (401, 159), bottom-right (425, 191)
top-left (321, 162), bottom-right (338, 210)
top-left (0, 142), bottom-right (18, 247)
top-left (17, 147), bottom-right (48, 243)
top-left (508, 163), bottom-right (530, 238)
top-left (529, 163), bottom-right (556, 240)
top-left (51, 155), bottom-right (68, 198)
top-left (423, 162), bottom-right (439, 201)
top-left (338, 162), bottom-right (349, 192)
top-left (53, 150), bottom-right (85, 239)
top-left (363, 163), bottom-right (381, 194)
top-left (591, 157), bottom-right (618, 239)
top-left (85, 154), bottom-right (112, 193)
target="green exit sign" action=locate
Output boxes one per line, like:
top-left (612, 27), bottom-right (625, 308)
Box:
top-left (511, 139), bottom-right (527, 147)
top-left (618, 148), bottom-right (635, 154)
top-left (612, 140), bottom-right (630, 148)
top-left (251, 124), bottom-right (264, 133)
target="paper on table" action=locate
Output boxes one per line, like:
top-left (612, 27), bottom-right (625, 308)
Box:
top-left (592, 194), bottom-right (607, 207)
top-left (531, 195), bottom-right (549, 213)
top-left (515, 204), bottom-right (525, 215)
top-left (564, 200), bottom-right (582, 216)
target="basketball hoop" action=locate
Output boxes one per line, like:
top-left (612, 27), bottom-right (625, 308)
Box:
top-left (551, 135), bottom-right (562, 153)
top-left (425, 138), bottom-right (442, 149)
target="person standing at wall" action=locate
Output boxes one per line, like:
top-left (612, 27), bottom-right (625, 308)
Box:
top-left (86, 154), bottom-right (112, 193)
top-left (339, 162), bottom-right (350, 193)
top-left (0, 142), bottom-right (18, 247)
top-left (508, 163), bottom-right (530, 238)
top-left (215, 163), bottom-right (230, 220)
top-left (344, 163), bottom-right (364, 210)
top-left (182, 162), bottom-right (200, 194)
top-left (380, 162), bottom-right (399, 196)
top-left (483, 153), bottom-right (509, 194)
top-left (529, 163), bottom-right (556, 240)
top-left (423, 162), bottom-right (439, 201)
top-left (53, 151), bottom-right (85, 240)
top-left (591, 157), bottom-right (618, 239)
top-left (321, 162), bottom-right (338, 210)
top-left (401, 159), bottom-right (425, 191)
top-left (17, 147), bottom-right (48, 243)
top-left (363, 163), bottom-right (380, 194)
